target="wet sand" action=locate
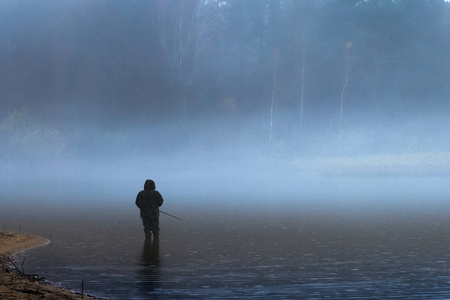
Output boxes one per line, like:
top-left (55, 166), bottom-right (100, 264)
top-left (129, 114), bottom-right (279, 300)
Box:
top-left (0, 231), bottom-right (99, 299)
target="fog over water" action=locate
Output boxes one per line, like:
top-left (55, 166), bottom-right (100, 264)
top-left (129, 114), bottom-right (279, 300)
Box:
top-left (2, 1), bottom-right (450, 298)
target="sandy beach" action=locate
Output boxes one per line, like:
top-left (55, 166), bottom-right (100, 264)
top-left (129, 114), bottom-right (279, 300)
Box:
top-left (0, 231), bottom-right (99, 299)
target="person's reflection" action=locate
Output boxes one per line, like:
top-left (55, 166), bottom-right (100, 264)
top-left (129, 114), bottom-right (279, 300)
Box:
top-left (142, 238), bottom-right (160, 266)
top-left (139, 238), bottom-right (161, 296)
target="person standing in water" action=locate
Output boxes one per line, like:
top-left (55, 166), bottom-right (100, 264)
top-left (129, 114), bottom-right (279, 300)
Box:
top-left (136, 179), bottom-right (164, 239)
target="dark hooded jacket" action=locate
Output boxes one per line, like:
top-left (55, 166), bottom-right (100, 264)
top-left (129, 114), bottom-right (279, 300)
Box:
top-left (136, 180), bottom-right (164, 219)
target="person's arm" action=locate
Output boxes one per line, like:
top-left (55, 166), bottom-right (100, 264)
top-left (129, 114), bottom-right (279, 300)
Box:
top-left (136, 192), bottom-right (142, 209)
top-left (156, 191), bottom-right (164, 207)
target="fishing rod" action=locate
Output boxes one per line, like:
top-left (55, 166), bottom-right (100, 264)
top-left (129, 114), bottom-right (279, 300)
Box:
top-left (160, 210), bottom-right (188, 224)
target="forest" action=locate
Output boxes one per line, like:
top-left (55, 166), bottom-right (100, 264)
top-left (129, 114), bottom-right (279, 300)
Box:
top-left (1, 0), bottom-right (450, 164)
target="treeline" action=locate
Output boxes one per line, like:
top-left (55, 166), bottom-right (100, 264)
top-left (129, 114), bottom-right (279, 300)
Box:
top-left (1, 0), bottom-right (450, 159)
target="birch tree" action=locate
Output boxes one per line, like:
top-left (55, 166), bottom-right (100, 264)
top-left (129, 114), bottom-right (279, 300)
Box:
top-left (289, 0), bottom-right (318, 130)
top-left (340, 41), bottom-right (357, 134)
top-left (269, 48), bottom-right (279, 148)
top-left (156, 0), bottom-right (219, 137)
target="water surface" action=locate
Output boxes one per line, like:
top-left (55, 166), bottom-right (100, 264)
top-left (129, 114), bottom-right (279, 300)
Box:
top-left (2, 178), bottom-right (450, 299)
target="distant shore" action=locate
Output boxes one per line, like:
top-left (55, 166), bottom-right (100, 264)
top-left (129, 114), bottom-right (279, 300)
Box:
top-left (0, 231), bottom-right (99, 299)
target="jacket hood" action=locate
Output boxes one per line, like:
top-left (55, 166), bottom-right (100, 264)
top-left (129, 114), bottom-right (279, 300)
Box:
top-left (144, 179), bottom-right (155, 190)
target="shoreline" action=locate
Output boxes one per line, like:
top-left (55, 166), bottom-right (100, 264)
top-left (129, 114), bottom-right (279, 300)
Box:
top-left (0, 231), bottom-right (50, 256)
top-left (0, 230), bottom-right (100, 299)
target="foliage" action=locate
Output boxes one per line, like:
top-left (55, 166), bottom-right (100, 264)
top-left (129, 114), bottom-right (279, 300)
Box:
top-left (0, 107), bottom-right (65, 160)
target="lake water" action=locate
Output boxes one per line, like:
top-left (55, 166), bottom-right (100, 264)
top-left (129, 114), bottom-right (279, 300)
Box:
top-left (2, 177), bottom-right (450, 299)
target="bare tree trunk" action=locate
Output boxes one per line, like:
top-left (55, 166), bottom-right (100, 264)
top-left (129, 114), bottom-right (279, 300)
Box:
top-left (269, 49), bottom-right (279, 149)
top-left (297, 0), bottom-right (310, 130)
top-left (293, 0), bottom-right (317, 145)
top-left (340, 42), bottom-right (354, 136)
top-left (237, 3), bottom-right (246, 105)
top-left (299, 36), bottom-right (306, 129)
top-left (6, 42), bottom-right (14, 114)
top-left (269, 67), bottom-right (276, 148)
top-left (156, 0), bottom-right (218, 142)
top-left (339, 64), bottom-right (349, 132)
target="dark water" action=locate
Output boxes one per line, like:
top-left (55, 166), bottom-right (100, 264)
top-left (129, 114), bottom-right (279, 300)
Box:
top-left (2, 179), bottom-right (450, 299)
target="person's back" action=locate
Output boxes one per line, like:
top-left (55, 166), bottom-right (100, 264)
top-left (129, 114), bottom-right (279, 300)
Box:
top-left (136, 179), bottom-right (164, 239)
